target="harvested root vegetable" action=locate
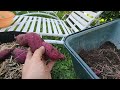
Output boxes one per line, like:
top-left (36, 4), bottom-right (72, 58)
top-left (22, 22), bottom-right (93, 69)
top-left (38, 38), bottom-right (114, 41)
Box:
top-left (15, 34), bottom-right (28, 46)
top-left (26, 33), bottom-right (44, 52)
top-left (16, 32), bottom-right (44, 52)
top-left (42, 42), bottom-right (65, 60)
top-left (0, 49), bottom-right (13, 60)
top-left (12, 48), bottom-right (27, 64)
top-left (16, 32), bottom-right (65, 61)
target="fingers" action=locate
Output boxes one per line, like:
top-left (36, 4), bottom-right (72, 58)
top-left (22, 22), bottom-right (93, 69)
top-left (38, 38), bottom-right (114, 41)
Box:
top-left (47, 61), bottom-right (56, 71)
top-left (25, 48), bottom-right (33, 63)
top-left (31, 46), bottom-right (45, 61)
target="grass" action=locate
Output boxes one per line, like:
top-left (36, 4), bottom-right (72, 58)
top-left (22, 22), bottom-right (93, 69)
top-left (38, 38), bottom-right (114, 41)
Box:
top-left (52, 44), bottom-right (76, 79)
top-left (13, 11), bottom-right (77, 79)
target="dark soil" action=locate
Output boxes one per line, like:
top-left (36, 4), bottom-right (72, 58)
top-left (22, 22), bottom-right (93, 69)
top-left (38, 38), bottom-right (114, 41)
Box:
top-left (79, 41), bottom-right (120, 79)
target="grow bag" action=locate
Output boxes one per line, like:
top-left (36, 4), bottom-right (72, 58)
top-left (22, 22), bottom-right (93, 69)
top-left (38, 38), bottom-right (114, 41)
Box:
top-left (64, 19), bottom-right (120, 79)
top-left (0, 31), bottom-right (25, 43)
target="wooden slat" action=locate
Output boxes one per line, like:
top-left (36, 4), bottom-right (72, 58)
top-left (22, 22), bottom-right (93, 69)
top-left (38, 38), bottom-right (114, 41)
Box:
top-left (83, 11), bottom-right (96, 17)
top-left (13, 15), bottom-right (20, 21)
top-left (46, 18), bottom-right (52, 34)
top-left (71, 12), bottom-right (88, 26)
top-left (54, 20), bottom-right (62, 34)
top-left (36, 17), bottom-right (41, 33)
top-left (0, 16), bottom-right (19, 32)
top-left (28, 17), bottom-right (37, 32)
top-left (42, 18), bottom-right (46, 33)
top-left (51, 19), bottom-right (58, 34)
top-left (61, 21), bottom-right (72, 34)
top-left (69, 15), bottom-right (85, 30)
top-left (66, 18), bottom-right (79, 32)
top-left (74, 11), bottom-right (92, 22)
top-left (15, 16), bottom-right (29, 31)
top-left (22, 16), bottom-right (33, 32)
top-left (59, 20), bottom-right (69, 35)
top-left (8, 16), bottom-right (24, 31)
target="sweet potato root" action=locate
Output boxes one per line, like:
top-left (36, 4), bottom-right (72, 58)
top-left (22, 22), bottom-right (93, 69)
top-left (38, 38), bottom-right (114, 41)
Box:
top-left (15, 34), bottom-right (28, 46)
top-left (12, 48), bottom-right (27, 64)
top-left (16, 32), bottom-right (65, 61)
top-left (42, 42), bottom-right (65, 60)
top-left (16, 33), bottom-right (44, 52)
top-left (25, 33), bottom-right (44, 52)
top-left (0, 49), bottom-right (13, 61)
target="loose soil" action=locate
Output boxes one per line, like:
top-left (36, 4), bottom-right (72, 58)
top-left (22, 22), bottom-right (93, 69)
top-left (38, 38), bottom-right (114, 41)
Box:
top-left (79, 41), bottom-right (120, 79)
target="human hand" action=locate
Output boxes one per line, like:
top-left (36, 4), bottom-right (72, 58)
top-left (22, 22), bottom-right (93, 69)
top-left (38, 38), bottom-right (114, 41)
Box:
top-left (22, 46), bottom-right (55, 79)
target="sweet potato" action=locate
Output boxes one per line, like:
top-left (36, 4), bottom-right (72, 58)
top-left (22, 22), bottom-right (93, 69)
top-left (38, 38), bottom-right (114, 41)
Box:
top-left (0, 49), bottom-right (13, 61)
top-left (12, 48), bottom-right (27, 64)
top-left (42, 42), bottom-right (65, 60)
top-left (16, 33), bottom-right (65, 61)
top-left (16, 33), bottom-right (44, 52)
top-left (15, 34), bottom-right (27, 46)
top-left (26, 33), bottom-right (44, 52)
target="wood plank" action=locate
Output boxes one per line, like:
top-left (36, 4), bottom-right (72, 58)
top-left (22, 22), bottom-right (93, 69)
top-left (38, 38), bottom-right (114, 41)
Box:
top-left (8, 15), bottom-right (24, 31)
top-left (15, 16), bottom-right (29, 31)
top-left (46, 18), bottom-right (52, 34)
top-left (83, 11), bottom-right (96, 17)
top-left (66, 18), bottom-right (79, 32)
top-left (74, 11), bottom-right (92, 22)
top-left (51, 19), bottom-right (58, 34)
top-left (28, 17), bottom-right (37, 32)
top-left (36, 17), bottom-right (41, 33)
top-left (69, 15), bottom-right (85, 30)
top-left (59, 20), bottom-right (69, 35)
top-left (54, 20), bottom-right (62, 34)
top-left (42, 18), bottom-right (46, 33)
top-left (71, 12), bottom-right (88, 26)
top-left (61, 21), bottom-right (72, 34)
top-left (22, 16), bottom-right (33, 32)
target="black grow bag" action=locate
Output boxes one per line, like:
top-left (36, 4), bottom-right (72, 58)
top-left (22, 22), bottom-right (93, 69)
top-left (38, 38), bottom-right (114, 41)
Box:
top-left (0, 31), bottom-right (25, 43)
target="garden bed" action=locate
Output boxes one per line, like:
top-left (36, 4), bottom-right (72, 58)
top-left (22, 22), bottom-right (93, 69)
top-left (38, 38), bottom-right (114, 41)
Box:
top-left (79, 41), bottom-right (120, 79)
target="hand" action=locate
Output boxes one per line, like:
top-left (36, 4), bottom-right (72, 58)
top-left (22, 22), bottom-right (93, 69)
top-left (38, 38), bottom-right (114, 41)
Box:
top-left (22, 46), bottom-right (55, 79)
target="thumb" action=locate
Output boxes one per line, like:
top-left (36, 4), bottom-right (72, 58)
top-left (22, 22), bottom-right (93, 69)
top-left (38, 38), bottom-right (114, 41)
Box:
top-left (25, 48), bottom-right (33, 63)
top-left (31, 46), bottom-right (45, 61)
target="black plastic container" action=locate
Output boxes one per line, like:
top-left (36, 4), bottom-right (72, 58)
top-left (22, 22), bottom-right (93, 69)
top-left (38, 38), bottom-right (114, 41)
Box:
top-left (0, 31), bottom-right (25, 43)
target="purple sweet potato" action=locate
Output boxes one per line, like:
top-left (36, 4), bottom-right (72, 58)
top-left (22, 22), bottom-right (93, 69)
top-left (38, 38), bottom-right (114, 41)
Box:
top-left (12, 48), bottom-right (27, 64)
top-left (26, 33), bottom-right (44, 52)
top-left (42, 42), bottom-right (65, 60)
top-left (16, 32), bottom-right (65, 61)
top-left (0, 49), bottom-right (13, 60)
top-left (15, 34), bottom-right (28, 46)
top-left (16, 33), bottom-right (44, 52)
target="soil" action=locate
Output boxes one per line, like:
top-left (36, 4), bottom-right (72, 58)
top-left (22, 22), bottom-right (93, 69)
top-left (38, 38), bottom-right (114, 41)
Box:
top-left (0, 42), bottom-right (24, 79)
top-left (79, 41), bottom-right (120, 79)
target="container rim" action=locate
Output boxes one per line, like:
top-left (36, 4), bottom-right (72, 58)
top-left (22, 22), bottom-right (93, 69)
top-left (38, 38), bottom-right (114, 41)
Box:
top-left (64, 18), bottom-right (120, 79)
top-left (64, 18), bottom-right (120, 42)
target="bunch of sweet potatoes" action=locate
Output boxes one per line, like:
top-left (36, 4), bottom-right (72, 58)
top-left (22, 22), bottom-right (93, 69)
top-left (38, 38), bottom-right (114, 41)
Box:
top-left (0, 32), bottom-right (65, 64)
